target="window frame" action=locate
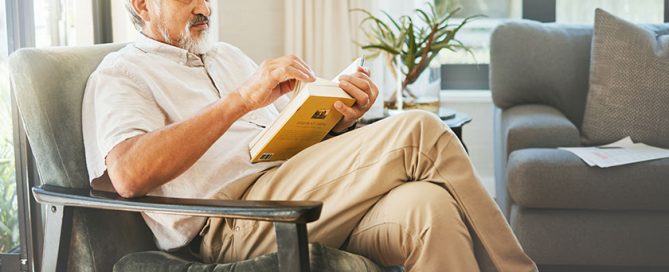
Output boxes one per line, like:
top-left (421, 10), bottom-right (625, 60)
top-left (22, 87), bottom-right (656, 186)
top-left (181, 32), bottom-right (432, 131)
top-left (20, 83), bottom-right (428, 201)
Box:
top-left (92, 0), bottom-right (113, 44)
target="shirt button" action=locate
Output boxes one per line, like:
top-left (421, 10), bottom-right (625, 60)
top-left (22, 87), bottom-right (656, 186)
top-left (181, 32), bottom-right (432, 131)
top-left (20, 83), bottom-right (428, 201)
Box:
top-left (235, 226), bottom-right (241, 232)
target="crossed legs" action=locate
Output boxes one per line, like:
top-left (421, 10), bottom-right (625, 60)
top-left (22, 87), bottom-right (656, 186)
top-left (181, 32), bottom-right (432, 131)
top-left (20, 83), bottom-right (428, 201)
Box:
top-left (201, 111), bottom-right (515, 271)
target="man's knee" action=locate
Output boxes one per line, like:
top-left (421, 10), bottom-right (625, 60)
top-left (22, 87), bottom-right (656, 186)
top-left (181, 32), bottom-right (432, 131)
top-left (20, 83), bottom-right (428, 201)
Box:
top-left (389, 110), bottom-right (454, 136)
top-left (384, 182), bottom-right (462, 225)
top-left (346, 182), bottom-right (470, 267)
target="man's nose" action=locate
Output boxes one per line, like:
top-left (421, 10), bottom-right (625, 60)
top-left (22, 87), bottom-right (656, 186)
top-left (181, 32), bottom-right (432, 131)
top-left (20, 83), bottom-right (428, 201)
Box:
top-left (193, 0), bottom-right (211, 17)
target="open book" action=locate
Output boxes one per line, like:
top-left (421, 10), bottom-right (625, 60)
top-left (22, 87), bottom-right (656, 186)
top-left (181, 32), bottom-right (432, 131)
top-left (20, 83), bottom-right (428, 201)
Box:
top-left (249, 59), bottom-right (361, 163)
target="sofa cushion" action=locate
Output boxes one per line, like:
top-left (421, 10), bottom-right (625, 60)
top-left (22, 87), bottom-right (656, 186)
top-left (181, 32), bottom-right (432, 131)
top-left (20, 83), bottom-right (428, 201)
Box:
top-left (113, 243), bottom-right (402, 272)
top-left (581, 9), bottom-right (669, 148)
top-left (507, 148), bottom-right (669, 211)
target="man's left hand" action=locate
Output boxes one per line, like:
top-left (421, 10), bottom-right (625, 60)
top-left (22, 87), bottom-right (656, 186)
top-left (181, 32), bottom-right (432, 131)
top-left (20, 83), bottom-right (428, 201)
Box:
top-left (332, 67), bottom-right (378, 133)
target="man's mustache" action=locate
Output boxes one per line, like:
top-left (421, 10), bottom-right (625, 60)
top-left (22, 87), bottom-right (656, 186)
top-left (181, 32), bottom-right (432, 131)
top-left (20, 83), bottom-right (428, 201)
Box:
top-left (189, 14), bottom-right (209, 27)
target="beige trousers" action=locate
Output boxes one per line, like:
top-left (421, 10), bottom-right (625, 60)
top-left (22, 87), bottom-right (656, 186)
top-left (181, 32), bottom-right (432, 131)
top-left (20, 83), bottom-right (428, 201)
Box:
top-left (201, 111), bottom-right (537, 272)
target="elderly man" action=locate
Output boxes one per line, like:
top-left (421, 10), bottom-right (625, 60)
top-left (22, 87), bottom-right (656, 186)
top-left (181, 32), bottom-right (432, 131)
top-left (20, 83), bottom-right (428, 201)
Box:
top-left (82, 0), bottom-right (536, 271)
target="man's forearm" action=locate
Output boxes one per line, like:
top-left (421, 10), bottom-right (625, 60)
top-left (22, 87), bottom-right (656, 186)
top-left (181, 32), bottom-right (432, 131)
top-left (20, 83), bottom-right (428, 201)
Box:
top-left (106, 92), bottom-right (250, 198)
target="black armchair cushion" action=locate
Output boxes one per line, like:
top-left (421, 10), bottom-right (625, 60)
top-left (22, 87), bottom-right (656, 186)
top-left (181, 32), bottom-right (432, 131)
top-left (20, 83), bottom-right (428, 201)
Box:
top-left (113, 243), bottom-right (402, 272)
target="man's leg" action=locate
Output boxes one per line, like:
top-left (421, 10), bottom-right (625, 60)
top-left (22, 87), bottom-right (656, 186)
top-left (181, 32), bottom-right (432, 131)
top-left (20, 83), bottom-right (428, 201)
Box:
top-left (201, 111), bottom-right (535, 271)
top-left (344, 181), bottom-right (479, 271)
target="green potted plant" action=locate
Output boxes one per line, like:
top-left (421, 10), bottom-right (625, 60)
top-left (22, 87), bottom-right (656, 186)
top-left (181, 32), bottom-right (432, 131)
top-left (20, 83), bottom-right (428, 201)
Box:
top-left (355, 3), bottom-right (480, 113)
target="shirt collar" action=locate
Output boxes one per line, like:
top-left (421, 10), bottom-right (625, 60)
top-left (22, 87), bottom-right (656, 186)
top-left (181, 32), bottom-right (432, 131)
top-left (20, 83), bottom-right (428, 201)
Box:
top-left (133, 33), bottom-right (207, 67)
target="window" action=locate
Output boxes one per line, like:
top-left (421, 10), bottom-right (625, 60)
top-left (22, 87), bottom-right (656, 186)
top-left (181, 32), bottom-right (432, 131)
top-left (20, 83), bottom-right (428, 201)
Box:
top-left (34, 0), bottom-right (95, 47)
top-left (373, 0), bottom-right (521, 65)
top-left (0, 0), bottom-right (19, 256)
top-left (437, 0), bottom-right (521, 65)
top-left (557, 0), bottom-right (664, 24)
top-left (111, 0), bottom-right (138, 43)
top-left (437, 0), bottom-right (523, 89)
top-left (372, 0), bottom-right (521, 89)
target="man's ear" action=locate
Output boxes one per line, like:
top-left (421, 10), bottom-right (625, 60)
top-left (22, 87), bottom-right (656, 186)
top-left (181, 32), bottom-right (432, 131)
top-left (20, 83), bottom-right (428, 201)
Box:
top-left (132, 0), bottom-right (152, 24)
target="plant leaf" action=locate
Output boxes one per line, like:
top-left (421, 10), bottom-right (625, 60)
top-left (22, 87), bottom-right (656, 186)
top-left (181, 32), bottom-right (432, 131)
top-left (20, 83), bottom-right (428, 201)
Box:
top-left (405, 18), bottom-right (417, 70)
top-left (428, 1), bottom-right (438, 19)
top-left (362, 44), bottom-right (400, 55)
top-left (415, 8), bottom-right (432, 26)
top-left (381, 10), bottom-right (402, 31)
top-left (437, 7), bottom-right (460, 28)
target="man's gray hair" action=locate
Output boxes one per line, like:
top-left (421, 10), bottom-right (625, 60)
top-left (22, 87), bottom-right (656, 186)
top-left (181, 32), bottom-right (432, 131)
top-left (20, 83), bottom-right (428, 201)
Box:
top-left (125, 0), bottom-right (144, 30)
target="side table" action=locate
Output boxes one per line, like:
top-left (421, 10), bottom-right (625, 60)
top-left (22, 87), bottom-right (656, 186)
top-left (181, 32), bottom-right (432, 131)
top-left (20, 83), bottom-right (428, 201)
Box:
top-left (441, 109), bottom-right (472, 151)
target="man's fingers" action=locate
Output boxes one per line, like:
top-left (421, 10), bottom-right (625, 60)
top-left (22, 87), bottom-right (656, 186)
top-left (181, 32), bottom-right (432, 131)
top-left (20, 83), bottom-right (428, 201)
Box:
top-left (349, 72), bottom-right (379, 102)
top-left (277, 55), bottom-right (315, 82)
top-left (287, 55), bottom-right (315, 78)
top-left (357, 66), bottom-right (370, 77)
top-left (290, 63), bottom-right (316, 82)
top-left (341, 75), bottom-right (371, 94)
top-left (339, 80), bottom-right (370, 108)
top-left (340, 74), bottom-right (377, 108)
top-left (278, 79), bottom-right (297, 95)
top-left (334, 101), bottom-right (359, 121)
top-left (270, 66), bottom-right (313, 85)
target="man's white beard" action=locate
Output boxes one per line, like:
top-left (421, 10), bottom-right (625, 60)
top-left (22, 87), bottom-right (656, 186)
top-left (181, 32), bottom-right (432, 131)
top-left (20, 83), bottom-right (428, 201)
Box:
top-left (159, 23), bottom-right (214, 55)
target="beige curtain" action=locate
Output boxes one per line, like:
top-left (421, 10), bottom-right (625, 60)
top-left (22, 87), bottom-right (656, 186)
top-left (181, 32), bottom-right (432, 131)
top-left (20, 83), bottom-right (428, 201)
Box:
top-left (285, 0), bottom-right (371, 79)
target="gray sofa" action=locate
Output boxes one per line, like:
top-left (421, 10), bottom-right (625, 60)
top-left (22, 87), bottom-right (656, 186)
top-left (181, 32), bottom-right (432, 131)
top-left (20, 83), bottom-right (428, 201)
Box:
top-left (490, 21), bottom-right (669, 270)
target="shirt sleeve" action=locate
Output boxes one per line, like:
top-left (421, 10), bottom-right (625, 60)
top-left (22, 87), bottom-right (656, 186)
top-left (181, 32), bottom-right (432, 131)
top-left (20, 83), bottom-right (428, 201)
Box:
top-left (91, 66), bottom-right (166, 160)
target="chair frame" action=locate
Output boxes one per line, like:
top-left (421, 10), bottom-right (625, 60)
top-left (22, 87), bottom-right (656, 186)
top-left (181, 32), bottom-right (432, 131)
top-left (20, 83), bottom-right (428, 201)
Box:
top-left (33, 184), bottom-right (322, 272)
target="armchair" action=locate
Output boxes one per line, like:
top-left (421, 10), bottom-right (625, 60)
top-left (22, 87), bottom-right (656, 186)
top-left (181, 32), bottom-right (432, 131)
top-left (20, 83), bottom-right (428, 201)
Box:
top-left (9, 44), bottom-right (399, 272)
top-left (491, 21), bottom-right (669, 270)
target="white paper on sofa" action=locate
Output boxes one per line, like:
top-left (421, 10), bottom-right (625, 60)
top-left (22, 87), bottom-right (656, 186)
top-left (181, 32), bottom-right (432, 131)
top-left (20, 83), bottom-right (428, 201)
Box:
top-left (559, 137), bottom-right (669, 168)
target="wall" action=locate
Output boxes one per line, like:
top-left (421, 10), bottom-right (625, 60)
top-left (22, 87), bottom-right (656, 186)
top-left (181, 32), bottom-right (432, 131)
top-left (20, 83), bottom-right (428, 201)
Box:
top-left (218, 0), bottom-right (286, 63)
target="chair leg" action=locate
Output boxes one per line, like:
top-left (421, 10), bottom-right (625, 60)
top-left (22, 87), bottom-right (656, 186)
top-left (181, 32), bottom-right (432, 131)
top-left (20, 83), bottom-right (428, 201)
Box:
top-left (274, 222), bottom-right (310, 272)
top-left (41, 205), bottom-right (72, 272)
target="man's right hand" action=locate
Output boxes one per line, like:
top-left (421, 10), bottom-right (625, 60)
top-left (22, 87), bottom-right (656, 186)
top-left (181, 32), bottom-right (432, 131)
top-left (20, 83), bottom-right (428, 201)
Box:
top-left (237, 55), bottom-right (316, 111)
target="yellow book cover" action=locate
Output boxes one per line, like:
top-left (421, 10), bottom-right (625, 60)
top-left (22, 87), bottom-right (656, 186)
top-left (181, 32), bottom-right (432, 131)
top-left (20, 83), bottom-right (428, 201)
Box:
top-left (249, 80), bottom-right (355, 162)
top-left (249, 59), bottom-right (361, 163)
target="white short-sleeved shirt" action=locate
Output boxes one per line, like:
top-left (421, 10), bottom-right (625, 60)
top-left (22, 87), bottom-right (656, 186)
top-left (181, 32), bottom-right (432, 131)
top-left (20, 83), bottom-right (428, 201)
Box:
top-left (82, 34), bottom-right (287, 250)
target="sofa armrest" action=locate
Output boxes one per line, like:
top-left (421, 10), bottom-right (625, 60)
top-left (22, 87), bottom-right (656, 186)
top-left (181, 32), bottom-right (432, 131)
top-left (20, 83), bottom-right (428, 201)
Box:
top-left (494, 104), bottom-right (581, 217)
top-left (502, 104), bottom-right (581, 156)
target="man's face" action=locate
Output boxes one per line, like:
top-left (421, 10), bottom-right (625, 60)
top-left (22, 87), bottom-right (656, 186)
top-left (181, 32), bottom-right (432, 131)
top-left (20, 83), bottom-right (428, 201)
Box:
top-left (145, 0), bottom-right (213, 54)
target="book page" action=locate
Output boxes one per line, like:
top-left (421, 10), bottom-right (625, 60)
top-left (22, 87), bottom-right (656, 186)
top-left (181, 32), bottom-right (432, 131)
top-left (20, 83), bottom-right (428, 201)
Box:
top-left (289, 57), bottom-right (361, 102)
top-left (332, 57), bottom-right (363, 83)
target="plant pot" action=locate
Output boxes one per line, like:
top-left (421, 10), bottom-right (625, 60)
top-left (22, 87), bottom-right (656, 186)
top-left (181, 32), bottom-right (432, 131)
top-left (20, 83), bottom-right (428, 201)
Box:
top-left (383, 56), bottom-right (441, 115)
